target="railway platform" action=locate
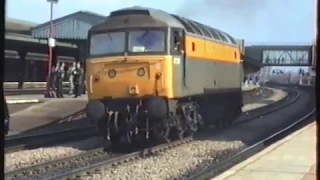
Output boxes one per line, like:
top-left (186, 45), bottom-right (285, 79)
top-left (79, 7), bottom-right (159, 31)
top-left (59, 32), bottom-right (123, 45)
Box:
top-left (4, 82), bottom-right (72, 96)
top-left (5, 94), bottom-right (86, 104)
top-left (213, 121), bottom-right (316, 180)
top-left (6, 94), bottom-right (43, 104)
top-left (8, 95), bottom-right (87, 134)
top-left (242, 88), bottom-right (286, 112)
top-left (5, 84), bottom-right (259, 105)
top-left (242, 84), bottom-right (259, 91)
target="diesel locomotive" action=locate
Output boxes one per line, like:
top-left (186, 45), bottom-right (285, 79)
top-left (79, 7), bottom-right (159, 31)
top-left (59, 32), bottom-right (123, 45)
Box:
top-left (85, 6), bottom-right (243, 145)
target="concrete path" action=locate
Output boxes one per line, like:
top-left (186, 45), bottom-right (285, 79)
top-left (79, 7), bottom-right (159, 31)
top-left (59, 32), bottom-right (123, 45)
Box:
top-left (242, 88), bottom-right (287, 112)
top-left (213, 121), bottom-right (316, 180)
top-left (5, 94), bottom-right (87, 104)
top-left (9, 97), bottom-right (87, 134)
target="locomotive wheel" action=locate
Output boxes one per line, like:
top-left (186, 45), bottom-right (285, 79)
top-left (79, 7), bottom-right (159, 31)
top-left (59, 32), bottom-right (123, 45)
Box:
top-left (221, 115), bottom-right (231, 127)
top-left (183, 129), bottom-right (194, 137)
top-left (222, 119), bottom-right (230, 128)
top-left (214, 121), bottom-right (223, 129)
top-left (168, 127), bottom-right (184, 141)
top-left (109, 135), bottom-right (122, 150)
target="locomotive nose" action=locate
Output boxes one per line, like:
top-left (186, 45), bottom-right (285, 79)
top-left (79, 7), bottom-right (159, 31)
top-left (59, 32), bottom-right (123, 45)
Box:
top-left (85, 100), bottom-right (106, 124)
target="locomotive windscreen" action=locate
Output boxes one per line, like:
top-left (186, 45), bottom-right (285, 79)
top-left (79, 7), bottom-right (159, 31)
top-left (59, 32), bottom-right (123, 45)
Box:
top-left (128, 30), bottom-right (165, 53)
top-left (89, 32), bottom-right (125, 56)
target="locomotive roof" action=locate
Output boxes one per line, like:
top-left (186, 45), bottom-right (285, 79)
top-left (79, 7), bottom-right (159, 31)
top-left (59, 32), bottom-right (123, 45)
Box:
top-left (90, 6), bottom-right (237, 45)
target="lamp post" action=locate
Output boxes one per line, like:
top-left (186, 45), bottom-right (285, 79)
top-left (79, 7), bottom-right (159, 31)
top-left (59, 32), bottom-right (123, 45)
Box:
top-left (45, 0), bottom-right (58, 98)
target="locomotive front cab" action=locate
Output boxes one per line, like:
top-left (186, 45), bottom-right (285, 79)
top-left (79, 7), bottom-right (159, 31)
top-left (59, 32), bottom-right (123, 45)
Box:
top-left (85, 26), bottom-right (187, 136)
top-left (86, 27), bottom-right (186, 100)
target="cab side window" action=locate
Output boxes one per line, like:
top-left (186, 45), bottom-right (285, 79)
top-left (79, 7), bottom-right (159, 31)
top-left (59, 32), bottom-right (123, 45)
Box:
top-left (171, 28), bottom-right (185, 55)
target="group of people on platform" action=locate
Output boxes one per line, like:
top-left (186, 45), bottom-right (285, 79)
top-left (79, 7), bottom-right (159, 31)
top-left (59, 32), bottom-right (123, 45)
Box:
top-left (243, 72), bottom-right (260, 86)
top-left (48, 61), bottom-right (84, 98)
top-left (3, 61), bottom-right (85, 135)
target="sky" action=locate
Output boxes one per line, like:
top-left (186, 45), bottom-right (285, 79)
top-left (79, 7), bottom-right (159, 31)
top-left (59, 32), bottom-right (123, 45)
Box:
top-left (6, 0), bottom-right (316, 45)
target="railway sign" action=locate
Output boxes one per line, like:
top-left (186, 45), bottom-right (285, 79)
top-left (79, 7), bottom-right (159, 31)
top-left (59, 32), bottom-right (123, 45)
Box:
top-left (48, 38), bottom-right (56, 47)
top-left (173, 57), bottom-right (180, 64)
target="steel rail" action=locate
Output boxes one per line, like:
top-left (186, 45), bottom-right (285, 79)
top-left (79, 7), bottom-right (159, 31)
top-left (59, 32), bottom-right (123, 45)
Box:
top-left (47, 137), bottom-right (193, 180)
top-left (5, 125), bottom-right (96, 153)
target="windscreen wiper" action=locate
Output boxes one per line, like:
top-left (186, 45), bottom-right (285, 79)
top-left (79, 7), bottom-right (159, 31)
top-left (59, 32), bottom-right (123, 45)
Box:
top-left (138, 31), bottom-right (149, 43)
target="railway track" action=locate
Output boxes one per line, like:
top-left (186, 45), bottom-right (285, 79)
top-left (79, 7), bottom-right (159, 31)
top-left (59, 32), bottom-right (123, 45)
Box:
top-left (5, 137), bottom-right (193, 180)
top-left (5, 87), bottom-right (301, 180)
top-left (5, 125), bottom-right (96, 153)
top-left (5, 109), bottom-right (88, 153)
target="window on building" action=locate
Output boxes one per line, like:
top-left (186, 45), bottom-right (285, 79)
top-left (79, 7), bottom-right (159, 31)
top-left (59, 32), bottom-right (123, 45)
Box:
top-left (296, 51), bottom-right (309, 64)
top-left (262, 50), bottom-right (310, 65)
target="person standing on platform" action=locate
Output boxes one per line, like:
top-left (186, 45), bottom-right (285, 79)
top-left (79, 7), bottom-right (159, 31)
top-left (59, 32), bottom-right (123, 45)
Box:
top-left (67, 62), bottom-right (76, 95)
top-left (48, 66), bottom-right (57, 97)
top-left (254, 72), bottom-right (260, 85)
top-left (18, 72), bottom-right (24, 89)
top-left (56, 62), bottom-right (65, 98)
top-left (243, 75), bottom-right (247, 85)
top-left (72, 63), bottom-right (84, 98)
top-left (3, 93), bottom-right (10, 135)
top-left (51, 62), bottom-right (60, 97)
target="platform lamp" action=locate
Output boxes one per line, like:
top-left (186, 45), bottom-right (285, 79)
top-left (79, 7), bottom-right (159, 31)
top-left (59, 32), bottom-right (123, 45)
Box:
top-left (45, 0), bottom-right (59, 98)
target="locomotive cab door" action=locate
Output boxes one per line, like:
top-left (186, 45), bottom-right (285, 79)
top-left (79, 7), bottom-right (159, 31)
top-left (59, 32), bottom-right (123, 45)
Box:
top-left (170, 28), bottom-right (187, 87)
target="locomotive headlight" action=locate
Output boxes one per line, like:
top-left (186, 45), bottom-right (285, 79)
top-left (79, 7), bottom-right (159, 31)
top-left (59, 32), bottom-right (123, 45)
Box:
top-left (137, 68), bottom-right (145, 76)
top-left (108, 69), bottom-right (116, 78)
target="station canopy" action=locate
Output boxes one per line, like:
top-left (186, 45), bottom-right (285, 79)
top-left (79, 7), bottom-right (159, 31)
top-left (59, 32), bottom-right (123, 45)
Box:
top-left (31, 11), bottom-right (106, 41)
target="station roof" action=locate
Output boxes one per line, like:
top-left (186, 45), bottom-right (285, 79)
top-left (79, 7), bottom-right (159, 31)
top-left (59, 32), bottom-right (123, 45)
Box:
top-left (5, 17), bottom-right (38, 35)
top-left (6, 32), bottom-right (77, 48)
top-left (31, 11), bottom-right (106, 40)
top-left (5, 50), bottom-right (75, 61)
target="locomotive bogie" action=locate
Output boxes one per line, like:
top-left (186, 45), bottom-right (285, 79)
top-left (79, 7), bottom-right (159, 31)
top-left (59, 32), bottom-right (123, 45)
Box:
top-left (86, 96), bottom-right (204, 145)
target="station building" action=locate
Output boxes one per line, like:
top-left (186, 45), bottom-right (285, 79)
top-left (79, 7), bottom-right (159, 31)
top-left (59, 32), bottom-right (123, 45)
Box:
top-left (5, 18), bottom-right (77, 82)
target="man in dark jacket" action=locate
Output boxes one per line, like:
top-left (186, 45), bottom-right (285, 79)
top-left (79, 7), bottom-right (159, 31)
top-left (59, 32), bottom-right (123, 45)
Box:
top-left (18, 72), bottom-right (24, 89)
top-left (4, 94), bottom-right (10, 135)
top-left (72, 63), bottom-right (84, 98)
top-left (46, 66), bottom-right (57, 98)
top-left (67, 62), bottom-right (76, 95)
top-left (56, 63), bottom-right (65, 98)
